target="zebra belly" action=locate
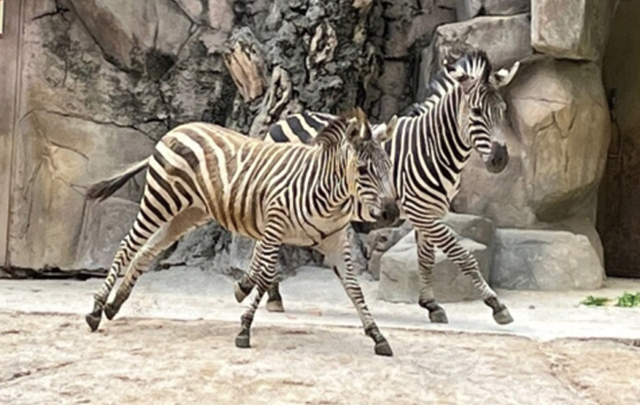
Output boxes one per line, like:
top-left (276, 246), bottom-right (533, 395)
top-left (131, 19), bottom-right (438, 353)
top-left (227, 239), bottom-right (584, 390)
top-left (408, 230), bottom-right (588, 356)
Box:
top-left (278, 215), bottom-right (352, 247)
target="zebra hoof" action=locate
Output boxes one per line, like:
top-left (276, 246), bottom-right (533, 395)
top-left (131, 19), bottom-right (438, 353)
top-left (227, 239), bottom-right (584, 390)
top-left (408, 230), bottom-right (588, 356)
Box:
top-left (493, 306), bottom-right (514, 325)
top-left (235, 334), bottom-right (251, 349)
top-left (85, 313), bottom-right (101, 332)
top-left (429, 308), bottom-right (449, 324)
top-left (266, 300), bottom-right (285, 313)
top-left (374, 340), bottom-right (394, 357)
top-left (104, 303), bottom-right (118, 321)
top-left (234, 282), bottom-right (249, 303)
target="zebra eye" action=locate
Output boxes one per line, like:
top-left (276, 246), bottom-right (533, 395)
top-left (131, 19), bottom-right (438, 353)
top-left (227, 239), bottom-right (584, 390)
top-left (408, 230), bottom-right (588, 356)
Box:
top-left (357, 165), bottom-right (369, 176)
top-left (471, 108), bottom-right (482, 116)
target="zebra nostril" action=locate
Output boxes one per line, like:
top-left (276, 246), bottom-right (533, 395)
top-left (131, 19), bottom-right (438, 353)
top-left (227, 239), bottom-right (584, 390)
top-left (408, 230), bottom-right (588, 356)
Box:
top-left (369, 207), bottom-right (382, 219)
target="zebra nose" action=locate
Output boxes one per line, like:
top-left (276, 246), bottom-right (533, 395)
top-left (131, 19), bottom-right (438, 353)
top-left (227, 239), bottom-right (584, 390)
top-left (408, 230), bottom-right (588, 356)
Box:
top-left (378, 201), bottom-right (400, 227)
top-left (485, 142), bottom-right (509, 174)
top-left (369, 207), bottom-right (382, 220)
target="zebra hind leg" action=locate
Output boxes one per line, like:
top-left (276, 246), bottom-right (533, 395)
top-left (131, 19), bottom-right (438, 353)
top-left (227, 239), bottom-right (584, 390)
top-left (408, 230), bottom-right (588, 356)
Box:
top-left (235, 237), bottom-right (282, 349)
top-left (265, 282), bottom-right (285, 312)
top-left (103, 207), bottom-right (208, 322)
top-left (233, 276), bottom-right (255, 303)
top-left (86, 214), bottom-right (148, 331)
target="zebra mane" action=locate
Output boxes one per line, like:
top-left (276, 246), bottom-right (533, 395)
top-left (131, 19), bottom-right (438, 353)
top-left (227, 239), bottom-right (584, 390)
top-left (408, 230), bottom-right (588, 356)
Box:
top-left (414, 50), bottom-right (493, 116)
top-left (311, 115), bottom-right (350, 148)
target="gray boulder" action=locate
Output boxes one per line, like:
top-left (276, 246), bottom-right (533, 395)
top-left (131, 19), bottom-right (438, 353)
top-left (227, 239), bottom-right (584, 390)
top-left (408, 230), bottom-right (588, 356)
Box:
top-left (531, 0), bottom-right (620, 61)
top-left (492, 229), bottom-right (604, 290)
top-left (456, 0), bottom-right (530, 21)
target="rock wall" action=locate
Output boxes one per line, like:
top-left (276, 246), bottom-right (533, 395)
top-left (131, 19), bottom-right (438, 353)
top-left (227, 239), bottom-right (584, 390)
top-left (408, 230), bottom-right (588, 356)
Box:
top-left (0, 0), bottom-right (626, 289)
top-left (1, 0), bottom-right (453, 277)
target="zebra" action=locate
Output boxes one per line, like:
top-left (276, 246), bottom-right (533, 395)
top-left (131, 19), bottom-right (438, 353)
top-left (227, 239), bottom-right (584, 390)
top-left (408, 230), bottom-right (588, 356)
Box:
top-left (83, 107), bottom-right (401, 356)
top-left (238, 50), bottom-right (521, 326)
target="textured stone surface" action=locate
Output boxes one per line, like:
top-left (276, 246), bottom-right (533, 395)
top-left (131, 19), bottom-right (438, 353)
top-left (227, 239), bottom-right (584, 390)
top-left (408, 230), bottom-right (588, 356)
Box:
top-left (369, 0), bottom-right (456, 122)
top-left (493, 229), bottom-right (604, 290)
top-left (418, 14), bottom-right (532, 100)
top-left (443, 213), bottom-right (495, 248)
top-left (378, 232), bottom-right (490, 303)
top-left (67, 0), bottom-right (193, 72)
top-left (508, 59), bottom-right (610, 222)
top-left (3, 309), bottom-right (640, 404)
top-left (456, 0), bottom-right (530, 20)
top-left (10, 111), bottom-right (154, 270)
top-left (3, 0), bottom-right (395, 275)
top-left (531, 0), bottom-right (620, 61)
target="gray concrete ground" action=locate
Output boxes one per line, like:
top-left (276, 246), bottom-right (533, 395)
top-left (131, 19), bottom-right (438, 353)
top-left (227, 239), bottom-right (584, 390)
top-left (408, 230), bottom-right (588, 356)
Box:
top-left (1, 267), bottom-right (640, 404)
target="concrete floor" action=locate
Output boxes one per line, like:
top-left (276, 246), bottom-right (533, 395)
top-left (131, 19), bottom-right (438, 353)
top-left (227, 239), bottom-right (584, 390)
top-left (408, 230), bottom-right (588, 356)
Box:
top-left (1, 266), bottom-right (639, 342)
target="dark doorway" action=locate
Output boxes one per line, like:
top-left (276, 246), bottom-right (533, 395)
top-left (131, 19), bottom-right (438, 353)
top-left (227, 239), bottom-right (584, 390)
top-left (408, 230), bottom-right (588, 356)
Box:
top-left (598, 0), bottom-right (640, 278)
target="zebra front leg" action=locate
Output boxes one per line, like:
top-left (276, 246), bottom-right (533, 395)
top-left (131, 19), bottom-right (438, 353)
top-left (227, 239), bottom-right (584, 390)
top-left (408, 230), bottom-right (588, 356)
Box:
top-left (234, 253), bottom-right (285, 312)
top-left (234, 278), bottom-right (284, 312)
top-left (428, 220), bottom-right (513, 325)
top-left (415, 230), bottom-right (448, 323)
top-left (319, 229), bottom-right (392, 356)
top-left (235, 236), bottom-right (282, 349)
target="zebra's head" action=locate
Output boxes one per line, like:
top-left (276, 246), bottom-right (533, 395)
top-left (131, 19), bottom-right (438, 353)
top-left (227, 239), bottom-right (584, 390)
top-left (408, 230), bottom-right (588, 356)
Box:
top-left (444, 51), bottom-right (520, 174)
top-left (342, 108), bottom-right (399, 223)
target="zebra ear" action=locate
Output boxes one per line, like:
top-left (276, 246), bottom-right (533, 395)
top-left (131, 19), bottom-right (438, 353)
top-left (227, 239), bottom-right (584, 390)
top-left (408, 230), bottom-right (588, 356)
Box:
top-left (375, 115), bottom-right (397, 143)
top-left (445, 63), bottom-right (471, 84)
top-left (492, 61), bottom-right (520, 88)
top-left (314, 113), bottom-right (354, 147)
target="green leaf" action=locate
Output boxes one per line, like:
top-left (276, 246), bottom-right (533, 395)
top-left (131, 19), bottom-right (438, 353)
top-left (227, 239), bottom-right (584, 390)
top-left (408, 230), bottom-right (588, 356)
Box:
top-left (581, 295), bottom-right (610, 307)
top-left (615, 292), bottom-right (640, 308)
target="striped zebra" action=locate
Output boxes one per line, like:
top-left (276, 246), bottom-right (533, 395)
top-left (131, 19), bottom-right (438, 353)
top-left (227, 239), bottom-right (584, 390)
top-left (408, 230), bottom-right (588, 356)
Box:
top-left (243, 50), bottom-right (521, 325)
top-left (83, 107), bottom-right (401, 356)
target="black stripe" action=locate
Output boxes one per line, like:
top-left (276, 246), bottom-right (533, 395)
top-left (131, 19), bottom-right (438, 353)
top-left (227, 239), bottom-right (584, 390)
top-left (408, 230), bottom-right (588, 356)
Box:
top-left (269, 125), bottom-right (288, 143)
top-left (289, 116), bottom-right (311, 142)
top-left (136, 217), bottom-right (153, 234)
top-left (148, 186), bottom-right (172, 217)
top-left (152, 152), bottom-right (203, 206)
top-left (174, 182), bottom-right (194, 206)
top-left (142, 197), bottom-right (164, 225)
top-left (302, 111), bottom-right (324, 131)
top-left (149, 167), bottom-right (182, 212)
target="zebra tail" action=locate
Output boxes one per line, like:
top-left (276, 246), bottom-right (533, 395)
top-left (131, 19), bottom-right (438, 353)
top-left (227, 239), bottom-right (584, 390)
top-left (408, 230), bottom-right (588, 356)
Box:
top-left (86, 158), bottom-right (149, 202)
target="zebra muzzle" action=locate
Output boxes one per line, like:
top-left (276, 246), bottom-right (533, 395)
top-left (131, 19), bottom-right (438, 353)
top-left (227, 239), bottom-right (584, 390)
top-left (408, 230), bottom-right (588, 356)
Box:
top-left (484, 141), bottom-right (509, 174)
top-left (377, 201), bottom-right (400, 227)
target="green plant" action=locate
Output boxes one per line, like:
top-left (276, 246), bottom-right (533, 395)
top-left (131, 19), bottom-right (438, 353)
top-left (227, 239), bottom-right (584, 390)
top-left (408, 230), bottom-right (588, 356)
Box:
top-left (615, 292), bottom-right (640, 308)
top-left (581, 295), bottom-right (610, 307)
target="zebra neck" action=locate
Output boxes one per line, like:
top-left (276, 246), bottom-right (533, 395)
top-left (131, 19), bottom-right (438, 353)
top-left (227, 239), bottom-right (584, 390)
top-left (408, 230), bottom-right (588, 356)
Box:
top-left (415, 86), bottom-right (473, 171)
top-left (310, 145), bottom-right (352, 214)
